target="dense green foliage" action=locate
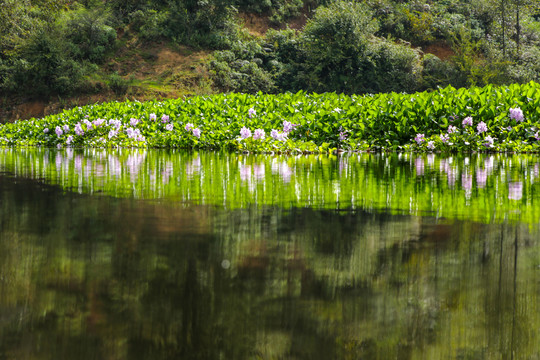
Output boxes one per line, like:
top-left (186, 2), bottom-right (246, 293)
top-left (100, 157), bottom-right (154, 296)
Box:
top-left (1, 0), bottom-right (540, 99)
top-left (1, 82), bottom-right (540, 153)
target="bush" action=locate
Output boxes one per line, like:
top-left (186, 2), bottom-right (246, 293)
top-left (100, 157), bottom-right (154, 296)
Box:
top-left (107, 72), bottom-right (130, 95)
top-left (2, 27), bottom-right (86, 97)
top-left (60, 6), bottom-right (117, 63)
top-left (299, 1), bottom-right (421, 94)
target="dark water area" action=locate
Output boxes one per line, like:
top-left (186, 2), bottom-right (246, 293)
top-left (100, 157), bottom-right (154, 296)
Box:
top-left (1, 149), bottom-right (540, 359)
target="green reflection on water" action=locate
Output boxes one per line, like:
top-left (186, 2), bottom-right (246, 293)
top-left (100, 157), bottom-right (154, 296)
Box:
top-left (1, 148), bottom-right (540, 223)
top-left (0, 149), bottom-right (540, 359)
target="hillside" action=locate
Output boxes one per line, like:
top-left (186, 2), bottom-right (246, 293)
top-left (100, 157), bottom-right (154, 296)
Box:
top-left (1, 0), bottom-right (539, 123)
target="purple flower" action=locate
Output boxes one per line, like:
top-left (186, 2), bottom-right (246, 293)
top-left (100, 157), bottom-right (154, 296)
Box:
top-left (507, 126), bottom-right (513, 131)
top-left (192, 128), bottom-right (201, 138)
top-left (414, 133), bottom-right (425, 144)
top-left (43, 128), bottom-right (49, 134)
top-left (535, 131), bottom-right (540, 141)
top-left (271, 129), bottom-right (287, 141)
top-left (427, 141), bottom-right (435, 150)
top-left (462, 116), bottom-right (473, 127)
top-left (240, 126), bottom-right (252, 139)
top-left (283, 121), bottom-right (296, 133)
top-left (448, 125), bottom-right (458, 134)
top-left (484, 135), bottom-right (495, 148)
top-left (248, 108), bottom-right (256, 118)
top-left (253, 129), bottom-right (265, 140)
top-left (130, 118), bottom-right (139, 126)
top-left (509, 107), bottom-right (524, 122)
top-left (162, 115), bottom-right (169, 123)
top-left (149, 113), bottom-right (157, 121)
top-left (75, 123), bottom-right (84, 136)
top-left (165, 123), bottom-right (173, 131)
top-left (63, 125), bottom-right (70, 133)
top-left (55, 126), bottom-right (63, 137)
top-left (185, 123), bottom-right (194, 131)
top-left (440, 134), bottom-right (449, 143)
top-left (477, 121), bottom-right (488, 133)
top-left (339, 131), bottom-right (348, 141)
top-left (93, 118), bottom-right (106, 127)
top-left (108, 129), bottom-right (118, 139)
top-left (66, 136), bottom-right (73, 145)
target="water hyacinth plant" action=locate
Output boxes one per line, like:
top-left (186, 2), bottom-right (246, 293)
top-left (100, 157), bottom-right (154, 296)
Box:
top-left (1, 82), bottom-right (540, 153)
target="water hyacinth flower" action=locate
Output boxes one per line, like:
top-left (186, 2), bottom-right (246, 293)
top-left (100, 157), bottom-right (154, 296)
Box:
top-left (185, 123), bottom-right (194, 131)
top-left (165, 123), bottom-right (173, 131)
top-left (484, 135), bottom-right (495, 148)
top-left (93, 118), bottom-right (106, 127)
top-left (440, 134), bottom-right (449, 143)
top-left (108, 129), bottom-right (118, 139)
top-left (448, 125), bottom-right (458, 134)
top-left (192, 128), bottom-right (201, 138)
top-left (83, 119), bottom-right (93, 130)
top-left (162, 115), bottom-right (169, 123)
top-left (509, 107), bottom-right (524, 122)
top-left (414, 133), bottom-right (425, 144)
top-left (427, 141), bottom-right (435, 150)
top-left (283, 121), bottom-right (296, 133)
top-left (55, 126), bottom-right (63, 137)
top-left (248, 108), bottom-right (256, 118)
top-left (43, 128), bottom-right (49, 134)
top-left (462, 116), bottom-right (473, 127)
top-left (477, 121), bottom-right (488, 133)
top-left (240, 126), bottom-right (252, 139)
top-left (339, 131), bottom-right (348, 141)
top-left (66, 135), bottom-right (73, 145)
top-left (271, 129), bottom-right (287, 141)
top-left (535, 131), bottom-right (540, 141)
top-left (75, 123), bottom-right (84, 136)
top-left (253, 129), bottom-right (265, 140)
top-left (149, 113), bottom-right (157, 121)
top-left (63, 125), bottom-right (70, 133)
top-left (130, 118), bottom-right (139, 127)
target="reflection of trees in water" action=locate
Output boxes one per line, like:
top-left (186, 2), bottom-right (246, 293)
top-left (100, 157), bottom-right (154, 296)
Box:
top-left (1, 174), bottom-right (540, 359)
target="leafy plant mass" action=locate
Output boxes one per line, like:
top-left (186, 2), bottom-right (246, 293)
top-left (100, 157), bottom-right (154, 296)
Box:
top-left (1, 82), bottom-right (540, 153)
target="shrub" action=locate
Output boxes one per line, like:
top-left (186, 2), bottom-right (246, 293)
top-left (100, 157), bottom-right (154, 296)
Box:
top-left (60, 7), bottom-right (117, 63)
top-left (299, 1), bottom-right (421, 94)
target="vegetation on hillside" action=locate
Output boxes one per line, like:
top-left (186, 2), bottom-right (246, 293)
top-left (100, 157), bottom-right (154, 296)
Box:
top-left (1, 0), bottom-right (540, 110)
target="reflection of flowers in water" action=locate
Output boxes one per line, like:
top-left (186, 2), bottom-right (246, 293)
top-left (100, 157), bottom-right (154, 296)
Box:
top-left (339, 157), bottom-right (348, 173)
top-left (162, 161), bottom-right (173, 184)
top-left (126, 152), bottom-right (146, 181)
top-left (427, 153), bottom-right (435, 168)
top-left (484, 156), bottom-right (495, 174)
top-left (462, 172), bottom-right (472, 199)
top-left (272, 159), bottom-right (293, 183)
top-left (74, 155), bottom-right (83, 173)
top-left (508, 182), bottom-right (523, 200)
top-left (186, 156), bottom-right (201, 178)
top-left (239, 164), bottom-right (251, 182)
top-left (415, 157), bottom-right (424, 176)
top-left (476, 168), bottom-right (487, 189)
top-left (55, 152), bottom-right (63, 168)
top-left (253, 164), bottom-right (265, 180)
top-left (108, 155), bottom-right (122, 177)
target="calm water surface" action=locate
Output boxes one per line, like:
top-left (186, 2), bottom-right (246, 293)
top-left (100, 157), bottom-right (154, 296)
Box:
top-left (1, 149), bottom-right (540, 359)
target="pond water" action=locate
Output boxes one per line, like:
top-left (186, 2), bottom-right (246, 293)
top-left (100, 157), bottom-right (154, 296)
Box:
top-left (1, 149), bottom-right (540, 359)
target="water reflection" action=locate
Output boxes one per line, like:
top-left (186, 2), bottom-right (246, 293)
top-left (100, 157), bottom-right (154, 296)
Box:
top-left (0, 171), bottom-right (540, 359)
top-left (2, 149), bottom-right (540, 223)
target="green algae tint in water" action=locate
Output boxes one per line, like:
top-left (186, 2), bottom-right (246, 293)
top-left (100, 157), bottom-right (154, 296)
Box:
top-left (1, 149), bottom-right (540, 359)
